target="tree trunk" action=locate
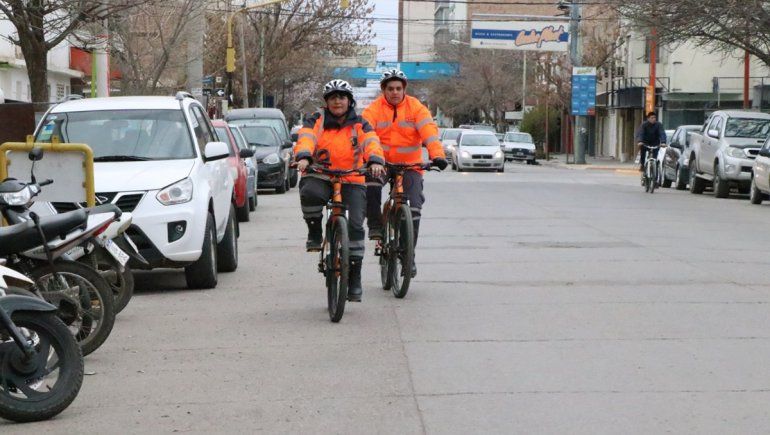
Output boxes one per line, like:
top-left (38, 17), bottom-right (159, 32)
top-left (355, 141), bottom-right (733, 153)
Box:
top-left (19, 38), bottom-right (49, 112)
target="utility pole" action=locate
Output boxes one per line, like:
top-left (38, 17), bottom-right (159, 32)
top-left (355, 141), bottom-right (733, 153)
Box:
top-left (569, 0), bottom-right (586, 164)
top-left (94, 19), bottom-right (110, 98)
top-left (187, 0), bottom-right (205, 103)
top-left (259, 21), bottom-right (265, 108)
top-left (744, 50), bottom-right (750, 109)
top-left (240, 18), bottom-right (248, 107)
top-left (397, 0), bottom-right (404, 62)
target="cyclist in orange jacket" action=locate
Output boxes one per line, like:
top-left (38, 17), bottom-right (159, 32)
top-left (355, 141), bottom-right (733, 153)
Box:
top-left (362, 69), bottom-right (447, 278)
top-left (294, 79), bottom-right (385, 302)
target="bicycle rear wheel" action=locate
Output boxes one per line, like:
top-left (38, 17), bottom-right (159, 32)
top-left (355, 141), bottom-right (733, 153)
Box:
top-left (326, 217), bottom-right (349, 322)
top-left (390, 204), bottom-right (414, 299)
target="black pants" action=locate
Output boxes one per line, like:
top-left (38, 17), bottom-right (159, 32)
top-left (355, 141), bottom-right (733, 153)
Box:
top-left (299, 177), bottom-right (366, 259)
top-left (366, 170), bottom-right (425, 246)
top-left (639, 145), bottom-right (659, 170)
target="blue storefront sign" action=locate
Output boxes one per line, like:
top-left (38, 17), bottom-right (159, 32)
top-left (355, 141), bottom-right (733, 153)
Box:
top-left (571, 67), bottom-right (597, 116)
top-left (333, 62), bottom-right (458, 81)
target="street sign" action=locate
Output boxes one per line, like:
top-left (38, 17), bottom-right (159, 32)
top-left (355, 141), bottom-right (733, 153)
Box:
top-left (571, 67), bottom-right (597, 116)
top-left (215, 76), bottom-right (223, 84)
top-left (215, 88), bottom-right (226, 97)
top-left (334, 62), bottom-right (457, 81)
top-left (203, 89), bottom-right (212, 96)
top-left (471, 21), bottom-right (570, 52)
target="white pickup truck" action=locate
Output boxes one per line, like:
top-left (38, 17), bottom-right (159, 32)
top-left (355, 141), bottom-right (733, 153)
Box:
top-left (687, 110), bottom-right (770, 198)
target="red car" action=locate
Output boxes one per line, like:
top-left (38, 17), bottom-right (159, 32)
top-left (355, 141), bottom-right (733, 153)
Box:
top-left (212, 119), bottom-right (253, 222)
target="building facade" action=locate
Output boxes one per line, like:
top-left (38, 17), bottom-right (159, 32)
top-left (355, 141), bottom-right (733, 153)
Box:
top-left (0, 21), bottom-right (83, 103)
top-left (595, 25), bottom-right (770, 161)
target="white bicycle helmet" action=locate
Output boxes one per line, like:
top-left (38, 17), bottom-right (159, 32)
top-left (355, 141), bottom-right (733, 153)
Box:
top-left (323, 79), bottom-right (354, 99)
top-left (379, 69), bottom-right (408, 87)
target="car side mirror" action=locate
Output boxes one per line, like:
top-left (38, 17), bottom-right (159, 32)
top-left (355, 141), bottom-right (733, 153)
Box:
top-left (239, 148), bottom-right (254, 158)
top-left (281, 141), bottom-right (293, 149)
top-left (28, 147), bottom-right (44, 161)
top-left (671, 142), bottom-right (683, 150)
top-left (760, 148), bottom-right (770, 158)
top-left (708, 129), bottom-right (720, 139)
top-left (203, 141), bottom-right (230, 162)
top-left (290, 133), bottom-right (298, 142)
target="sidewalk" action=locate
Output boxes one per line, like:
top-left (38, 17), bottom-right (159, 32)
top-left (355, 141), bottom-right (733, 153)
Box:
top-left (540, 154), bottom-right (639, 175)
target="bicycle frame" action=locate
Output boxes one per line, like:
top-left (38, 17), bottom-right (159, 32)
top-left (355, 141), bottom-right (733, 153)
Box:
top-left (318, 175), bottom-right (348, 276)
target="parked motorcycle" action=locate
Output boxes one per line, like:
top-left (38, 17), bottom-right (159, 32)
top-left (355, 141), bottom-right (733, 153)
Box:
top-left (0, 148), bottom-right (117, 356)
top-left (0, 261), bottom-right (84, 422)
top-left (30, 201), bottom-right (146, 314)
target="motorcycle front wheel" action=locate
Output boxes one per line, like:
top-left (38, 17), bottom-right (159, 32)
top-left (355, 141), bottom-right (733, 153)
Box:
top-left (0, 310), bottom-right (84, 422)
top-left (29, 261), bottom-right (116, 356)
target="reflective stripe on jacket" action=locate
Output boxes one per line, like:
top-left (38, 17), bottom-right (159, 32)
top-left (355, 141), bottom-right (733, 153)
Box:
top-left (294, 108), bottom-right (384, 184)
top-left (362, 95), bottom-right (445, 165)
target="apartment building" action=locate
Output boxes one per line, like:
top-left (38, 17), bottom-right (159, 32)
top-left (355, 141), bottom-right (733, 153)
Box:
top-left (0, 21), bottom-right (83, 103)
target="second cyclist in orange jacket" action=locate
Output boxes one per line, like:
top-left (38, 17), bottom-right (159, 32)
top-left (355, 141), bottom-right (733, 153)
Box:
top-left (362, 69), bottom-right (448, 278)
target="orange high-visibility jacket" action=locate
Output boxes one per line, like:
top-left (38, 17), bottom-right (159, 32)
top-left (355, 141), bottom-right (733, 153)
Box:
top-left (362, 95), bottom-right (445, 165)
top-left (294, 108), bottom-right (384, 184)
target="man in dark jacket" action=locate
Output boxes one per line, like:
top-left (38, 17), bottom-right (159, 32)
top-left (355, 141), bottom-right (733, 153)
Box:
top-left (636, 112), bottom-right (667, 171)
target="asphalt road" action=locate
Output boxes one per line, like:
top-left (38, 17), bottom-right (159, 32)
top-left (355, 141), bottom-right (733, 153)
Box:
top-left (5, 163), bottom-right (770, 433)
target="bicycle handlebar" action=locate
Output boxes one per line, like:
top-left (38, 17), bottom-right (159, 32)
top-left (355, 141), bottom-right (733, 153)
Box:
top-left (305, 165), bottom-right (368, 177)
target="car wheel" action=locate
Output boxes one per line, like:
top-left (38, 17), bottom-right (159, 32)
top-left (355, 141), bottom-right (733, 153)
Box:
top-left (713, 164), bottom-right (729, 198)
top-left (289, 168), bottom-right (299, 188)
top-left (217, 205), bottom-right (238, 272)
top-left (689, 159), bottom-right (705, 194)
top-left (185, 212), bottom-right (218, 289)
top-left (236, 199), bottom-right (250, 222)
top-left (248, 195), bottom-right (256, 211)
top-left (675, 165), bottom-right (687, 190)
top-left (750, 176), bottom-right (764, 205)
top-left (498, 164), bottom-right (504, 173)
top-left (275, 172), bottom-right (287, 194)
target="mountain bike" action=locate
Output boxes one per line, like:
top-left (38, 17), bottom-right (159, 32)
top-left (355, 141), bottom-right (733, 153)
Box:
top-left (375, 162), bottom-right (437, 298)
top-left (640, 144), bottom-right (661, 194)
top-left (306, 165), bottom-right (367, 322)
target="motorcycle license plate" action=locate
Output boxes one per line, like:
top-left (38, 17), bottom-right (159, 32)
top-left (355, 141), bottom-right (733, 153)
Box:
top-left (104, 238), bottom-right (130, 266)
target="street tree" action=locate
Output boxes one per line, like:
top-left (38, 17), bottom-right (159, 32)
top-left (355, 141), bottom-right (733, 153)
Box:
top-left (110, 0), bottom-right (205, 95)
top-left (612, 0), bottom-right (770, 67)
top-left (220, 0), bottom-right (374, 114)
top-left (0, 0), bottom-right (144, 107)
top-left (428, 38), bottom-right (524, 130)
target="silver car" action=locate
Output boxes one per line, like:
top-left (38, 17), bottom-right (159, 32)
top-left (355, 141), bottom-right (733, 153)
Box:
top-left (439, 128), bottom-right (464, 158)
top-left (502, 131), bottom-right (536, 164)
top-left (451, 130), bottom-right (505, 172)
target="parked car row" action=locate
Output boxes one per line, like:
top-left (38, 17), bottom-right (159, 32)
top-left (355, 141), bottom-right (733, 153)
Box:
top-left (655, 110), bottom-right (770, 206)
top-left (31, 93), bottom-right (299, 291)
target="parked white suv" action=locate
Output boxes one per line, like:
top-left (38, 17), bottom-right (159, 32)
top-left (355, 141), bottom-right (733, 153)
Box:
top-left (34, 93), bottom-right (238, 289)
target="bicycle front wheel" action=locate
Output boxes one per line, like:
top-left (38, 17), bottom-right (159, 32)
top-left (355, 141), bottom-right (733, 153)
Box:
top-left (380, 206), bottom-right (394, 290)
top-left (649, 162), bottom-right (657, 194)
top-left (326, 217), bottom-right (349, 322)
top-left (644, 161), bottom-right (652, 193)
top-left (390, 204), bottom-right (414, 299)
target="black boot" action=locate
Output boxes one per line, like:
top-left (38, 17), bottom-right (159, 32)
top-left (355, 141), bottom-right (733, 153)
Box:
top-left (347, 258), bottom-right (363, 302)
top-left (305, 218), bottom-right (322, 252)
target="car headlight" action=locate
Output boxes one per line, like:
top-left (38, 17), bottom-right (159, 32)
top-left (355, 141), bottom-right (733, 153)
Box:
top-left (156, 178), bottom-right (194, 205)
top-left (725, 147), bottom-right (745, 158)
top-left (460, 150), bottom-right (471, 159)
top-left (1, 187), bottom-right (31, 206)
top-left (494, 150), bottom-right (503, 159)
top-left (263, 153), bottom-right (280, 165)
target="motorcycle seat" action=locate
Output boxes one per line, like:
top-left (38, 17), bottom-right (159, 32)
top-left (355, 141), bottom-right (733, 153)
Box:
top-left (0, 209), bottom-right (88, 256)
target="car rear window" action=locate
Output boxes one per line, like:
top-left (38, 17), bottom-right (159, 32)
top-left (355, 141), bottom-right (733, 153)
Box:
top-left (240, 126), bottom-right (280, 147)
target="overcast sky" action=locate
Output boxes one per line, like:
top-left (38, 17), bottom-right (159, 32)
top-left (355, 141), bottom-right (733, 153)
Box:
top-left (371, 0), bottom-right (398, 61)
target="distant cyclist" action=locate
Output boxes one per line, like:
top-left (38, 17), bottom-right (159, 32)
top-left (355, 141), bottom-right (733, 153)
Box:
top-left (361, 69), bottom-right (447, 278)
top-left (635, 111), bottom-right (667, 172)
top-left (294, 79), bottom-right (385, 302)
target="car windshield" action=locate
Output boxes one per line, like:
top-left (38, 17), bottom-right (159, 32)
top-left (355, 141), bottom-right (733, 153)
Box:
top-left (240, 126), bottom-right (279, 147)
top-left (444, 130), bottom-right (461, 141)
top-left (229, 127), bottom-right (248, 150)
top-left (724, 118), bottom-right (770, 138)
top-left (461, 135), bottom-right (499, 147)
top-left (505, 132), bottom-right (532, 143)
top-left (35, 109), bottom-right (195, 160)
top-left (234, 119), bottom-right (287, 141)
